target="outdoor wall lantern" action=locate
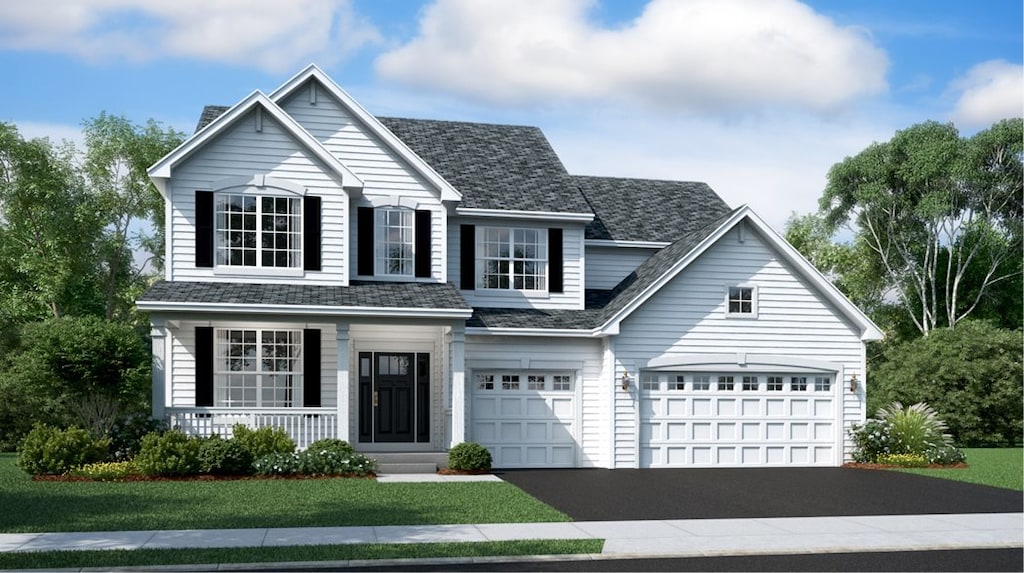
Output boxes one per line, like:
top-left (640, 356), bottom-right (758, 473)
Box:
top-left (849, 373), bottom-right (859, 393)
top-left (620, 370), bottom-right (632, 391)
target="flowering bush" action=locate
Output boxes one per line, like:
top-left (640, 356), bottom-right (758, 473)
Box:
top-left (305, 438), bottom-right (355, 457)
top-left (876, 453), bottom-right (928, 467)
top-left (850, 419), bottom-right (891, 463)
top-left (924, 445), bottom-right (967, 465)
top-left (253, 449), bottom-right (376, 477)
top-left (65, 460), bottom-right (138, 480)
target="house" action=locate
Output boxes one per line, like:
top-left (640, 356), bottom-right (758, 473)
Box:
top-left (138, 64), bottom-right (883, 469)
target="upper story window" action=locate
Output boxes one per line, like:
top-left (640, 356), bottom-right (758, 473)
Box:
top-left (726, 285), bottom-right (757, 316)
top-left (375, 208), bottom-right (414, 276)
top-left (477, 227), bottom-right (547, 291)
top-left (216, 194), bottom-right (301, 268)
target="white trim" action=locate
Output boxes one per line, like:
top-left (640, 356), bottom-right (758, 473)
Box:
top-left (456, 207), bottom-right (594, 222)
top-left (465, 326), bottom-right (600, 338)
top-left (599, 206), bottom-right (884, 341)
top-left (724, 283), bottom-right (759, 319)
top-left (585, 239), bottom-right (670, 249)
top-left (645, 353), bottom-right (841, 373)
top-left (268, 64), bottom-right (461, 202)
top-left (148, 91), bottom-right (364, 195)
top-left (211, 175), bottom-right (307, 196)
top-left (136, 300), bottom-right (472, 319)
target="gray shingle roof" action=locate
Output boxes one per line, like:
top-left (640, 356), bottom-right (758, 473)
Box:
top-left (139, 280), bottom-right (471, 311)
top-left (378, 117), bottom-right (591, 214)
top-left (196, 105), bottom-right (230, 133)
top-left (575, 175), bottom-right (731, 242)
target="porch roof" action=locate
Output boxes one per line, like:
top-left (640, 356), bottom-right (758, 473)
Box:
top-left (138, 280), bottom-right (472, 318)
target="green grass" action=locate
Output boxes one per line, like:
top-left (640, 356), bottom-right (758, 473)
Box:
top-left (0, 454), bottom-right (568, 533)
top-left (0, 539), bottom-right (604, 570)
top-left (894, 448), bottom-right (1023, 491)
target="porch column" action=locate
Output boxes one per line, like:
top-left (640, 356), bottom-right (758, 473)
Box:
top-left (335, 323), bottom-right (351, 442)
top-left (450, 324), bottom-right (466, 447)
top-left (150, 318), bottom-right (168, 420)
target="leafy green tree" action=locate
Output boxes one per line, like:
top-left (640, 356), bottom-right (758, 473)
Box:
top-left (819, 119), bottom-right (1022, 335)
top-left (0, 317), bottom-right (150, 447)
top-left (83, 113), bottom-right (184, 320)
top-left (868, 320), bottom-right (1022, 446)
top-left (0, 123), bottom-right (105, 324)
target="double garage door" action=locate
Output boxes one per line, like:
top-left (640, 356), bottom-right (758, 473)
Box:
top-left (639, 371), bottom-right (838, 468)
top-left (470, 371), bottom-right (577, 468)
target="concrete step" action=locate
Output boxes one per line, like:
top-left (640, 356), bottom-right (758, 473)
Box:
top-left (377, 462), bottom-right (439, 474)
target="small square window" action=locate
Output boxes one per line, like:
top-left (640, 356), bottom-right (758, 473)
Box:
top-left (693, 375), bottom-right (711, 391)
top-left (727, 286), bottom-right (756, 315)
top-left (717, 375), bottom-right (734, 391)
top-left (742, 376), bottom-right (758, 391)
top-left (767, 376), bottom-right (784, 391)
top-left (814, 376), bottom-right (831, 391)
top-left (527, 375), bottom-right (545, 390)
top-left (641, 374), bottom-right (660, 391)
top-left (671, 375), bottom-right (686, 390)
top-left (791, 376), bottom-right (808, 391)
top-left (502, 375), bottom-right (520, 390)
top-left (476, 374), bottom-right (494, 390)
top-left (552, 375), bottom-right (572, 391)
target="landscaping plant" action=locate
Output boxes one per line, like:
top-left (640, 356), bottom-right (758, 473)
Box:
top-left (448, 442), bottom-right (492, 472)
top-left (17, 425), bottom-right (109, 476)
top-left (230, 424), bottom-right (295, 458)
top-left (849, 401), bottom-right (966, 465)
top-left (197, 435), bottom-right (254, 475)
top-left (134, 430), bottom-right (201, 476)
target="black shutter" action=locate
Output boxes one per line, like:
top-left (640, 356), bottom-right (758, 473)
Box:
top-left (358, 352), bottom-right (373, 442)
top-left (195, 326), bottom-right (214, 407)
top-left (549, 227), bottom-right (563, 294)
top-left (415, 209), bottom-right (431, 278)
top-left (416, 353), bottom-right (430, 442)
top-left (195, 191), bottom-right (214, 268)
top-left (303, 329), bottom-right (321, 407)
top-left (460, 224), bottom-right (475, 290)
top-left (303, 196), bottom-right (321, 271)
top-left (357, 207), bottom-right (374, 276)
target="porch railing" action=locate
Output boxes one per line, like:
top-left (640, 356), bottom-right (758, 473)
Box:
top-left (165, 407), bottom-right (339, 449)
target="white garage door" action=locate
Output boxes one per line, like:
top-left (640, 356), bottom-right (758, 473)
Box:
top-left (639, 371), bottom-right (838, 467)
top-left (470, 371), bottom-right (577, 468)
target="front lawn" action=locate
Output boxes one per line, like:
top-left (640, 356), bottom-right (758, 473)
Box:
top-left (894, 448), bottom-right (1023, 491)
top-left (0, 454), bottom-right (568, 533)
top-left (0, 540), bottom-right (604, 570)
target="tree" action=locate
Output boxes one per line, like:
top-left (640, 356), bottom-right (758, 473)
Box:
top-left (819, 119), bottom-right (1023, 335)
top-left (868, 320), bottom-right (1022, 446)
top-left (83, 113), bottom-right (184, 320)
top-left (0, 123), bottom-right (105, 325)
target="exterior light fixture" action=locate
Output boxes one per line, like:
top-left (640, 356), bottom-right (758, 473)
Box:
top-left (850, 373), bottom-right (859, 393)
top-left (620, 371), bottom-right (632, 391)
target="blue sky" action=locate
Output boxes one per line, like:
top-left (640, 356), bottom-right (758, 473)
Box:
top-left (1, 0), bottom-right (1021, 229)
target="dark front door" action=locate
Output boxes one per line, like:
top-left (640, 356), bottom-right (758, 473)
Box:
top-left (358, 352), bottom-right (430, 444)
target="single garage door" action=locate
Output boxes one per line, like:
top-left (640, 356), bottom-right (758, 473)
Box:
top-left (470, 370), bottom-right (577, 468)
top-left (639, 371), bottom-right (838, 467)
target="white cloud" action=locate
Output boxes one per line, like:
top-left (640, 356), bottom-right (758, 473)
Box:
top-left (8, 121), bottom-right (86, 150)
top-left (375, 0), bottom-right (888, 113)
top-left (949, 60), bottom-right (1024, 129)
top-left (0, 0), bottom-right (381, 72)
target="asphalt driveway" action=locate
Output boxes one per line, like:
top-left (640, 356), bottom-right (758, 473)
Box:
top-left (497, 468), bottom-right (1023, 521)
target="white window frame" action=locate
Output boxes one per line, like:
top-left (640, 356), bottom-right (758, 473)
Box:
top-left (725, 284), bottom-right (758, 318)
top-left (375, 207), bottom-right (415, 277)
top-left (476, 226), bottom-right (548, 292)
top-left (214, 328), bottom-right (303, 408)
top-left (215, 193), bottom-right (302, 269)
top-left (474, 370), bottom-right (573, 392)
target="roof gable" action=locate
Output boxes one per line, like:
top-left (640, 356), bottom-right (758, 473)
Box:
top-left (575, 175), bottom-right (731, 243)
top-left (269, 64), bottom-right (461, 203)
top-left (148, 91), bottom-right (363, 196)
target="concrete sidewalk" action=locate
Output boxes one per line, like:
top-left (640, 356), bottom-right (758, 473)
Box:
top-left (1, 513), bottom-right (1020, 559)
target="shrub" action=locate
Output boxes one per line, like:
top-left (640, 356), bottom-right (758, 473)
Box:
top-left (17, 425), bottom-right (109, 475)
top-left (107, 414), bottom-right (166, 462)
top-left (869, 321), bottom-right (1022, 446)
top-left (849, 419), bottom-right (891, 463)
top-left (876, 453), bottom-right (928, 468)
top-left (135, 430), bottom-right (201, 476)
top-left (876, 401), bottom-right (952, 455)
top-left (924, 445), bottom-right (967, 466)
top-left (305, 438), bottom-right (355, 457)
top-left (448, 442), bottom-right (492, 472)
top-left (65, 460), bottom-right (138, 480)
top-left (198, 435), bottom-right (254, 475)
top-left (231, 424), bottom-right (295, 459)
top-left (252, 449), bottom-right (377, 478)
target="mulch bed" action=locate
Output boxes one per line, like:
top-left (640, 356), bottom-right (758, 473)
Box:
top-left (33, 473), bottom-right (376, 482)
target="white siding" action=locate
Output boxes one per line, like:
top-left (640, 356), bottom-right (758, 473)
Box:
top-left (465, 336), bottom-right (608, 467)
top-left (585, 246), bottom-right (658, 290)
top-left (449, 217), bottom-right (586, 310)
top-left (613, 227), bottom-right (866, 464)
top-left (168, 109), bottom-right (348, 285)
top-left (279, 86), bottom-right (446, 282)
top-left (169, 320), bottom-right (338, 409)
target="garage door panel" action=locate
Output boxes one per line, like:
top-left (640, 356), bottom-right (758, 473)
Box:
top-left (640, 370), bottom-right (837, 468)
